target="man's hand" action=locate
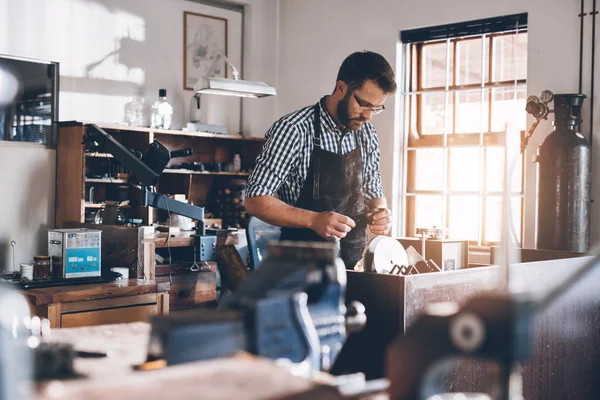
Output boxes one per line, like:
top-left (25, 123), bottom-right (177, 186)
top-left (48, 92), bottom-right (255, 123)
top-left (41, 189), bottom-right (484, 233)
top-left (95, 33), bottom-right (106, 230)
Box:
top-left (310, 211), bottom-right (356, 239)
top-left (367, 207), bottom-right (392, 235)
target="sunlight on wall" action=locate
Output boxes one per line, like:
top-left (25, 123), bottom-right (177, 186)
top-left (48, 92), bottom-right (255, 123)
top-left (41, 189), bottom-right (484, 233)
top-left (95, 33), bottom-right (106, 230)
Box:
top-left (1, 0), bottom-right (145, 82)
top-left (62, 1), bottom-right (146, 84)
top-left (60, 92), bottom-right (132, 123)
top-left (0, 0), bottom-right (147, 124)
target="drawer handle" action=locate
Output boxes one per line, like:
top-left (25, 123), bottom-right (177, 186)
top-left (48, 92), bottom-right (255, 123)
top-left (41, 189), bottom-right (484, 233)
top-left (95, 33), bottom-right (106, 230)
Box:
top-left (178, 289), bottom-right (191, 299)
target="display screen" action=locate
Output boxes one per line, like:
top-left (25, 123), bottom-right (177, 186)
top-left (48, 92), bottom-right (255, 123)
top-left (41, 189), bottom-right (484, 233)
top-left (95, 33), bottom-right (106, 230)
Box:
top-left (0, 55), bottom-right (59, 145)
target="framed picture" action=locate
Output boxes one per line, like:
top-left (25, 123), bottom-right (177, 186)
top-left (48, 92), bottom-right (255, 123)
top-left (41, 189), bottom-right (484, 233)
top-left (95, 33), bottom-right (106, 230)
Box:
top-left (184, 11), bottom-right (228, 90)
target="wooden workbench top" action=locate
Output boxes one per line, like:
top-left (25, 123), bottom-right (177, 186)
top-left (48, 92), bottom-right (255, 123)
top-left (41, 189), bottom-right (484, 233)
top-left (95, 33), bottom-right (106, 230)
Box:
top-left (34, 322), bottom-right (351, 400)
top-left (23, 279), bottom-right (170, 306)
top-left (143, 231), bottom-right (196, 248)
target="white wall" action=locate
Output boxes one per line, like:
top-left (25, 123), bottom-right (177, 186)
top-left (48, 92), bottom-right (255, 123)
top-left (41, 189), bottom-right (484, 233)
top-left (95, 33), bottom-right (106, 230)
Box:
top-left (0, 0), bottom-right (278, 270)
top-left (241, 0), bottom-right (280, 137)
top-left (277, 0), bottom-right (598, 248)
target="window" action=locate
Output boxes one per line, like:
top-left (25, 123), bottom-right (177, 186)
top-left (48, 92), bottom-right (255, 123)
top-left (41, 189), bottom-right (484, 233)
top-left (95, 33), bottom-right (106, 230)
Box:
top-left (399, 14), bottom-right (527, 246)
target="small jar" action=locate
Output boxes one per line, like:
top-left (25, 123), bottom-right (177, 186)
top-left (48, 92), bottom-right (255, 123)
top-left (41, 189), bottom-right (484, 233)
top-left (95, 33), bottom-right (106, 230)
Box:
top-left (20, 263), bottom-right (34, 281)
top-left (33, 256), bottom-right (52, 280)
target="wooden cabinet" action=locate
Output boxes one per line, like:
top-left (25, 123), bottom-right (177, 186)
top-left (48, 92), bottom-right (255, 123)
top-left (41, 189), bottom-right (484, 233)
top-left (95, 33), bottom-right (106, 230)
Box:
top-left (55, 121), bottom-right (264, 229)
top-left (22, 279), bottom-right (170, 329)
top-left (54, 121), bottom-right (259, 312)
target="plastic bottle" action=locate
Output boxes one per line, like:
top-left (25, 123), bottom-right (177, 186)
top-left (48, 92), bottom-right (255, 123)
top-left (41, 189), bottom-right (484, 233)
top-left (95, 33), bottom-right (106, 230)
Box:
top-left (150, 89), bottom-right (173, 130)
top-left (233, 154), bottom-right (241, 172)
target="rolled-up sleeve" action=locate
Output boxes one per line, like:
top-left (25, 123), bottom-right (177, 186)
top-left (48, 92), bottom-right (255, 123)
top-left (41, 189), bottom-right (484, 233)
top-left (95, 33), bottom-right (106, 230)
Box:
top-left (363, 126), bottom-right (384, 200)
top-left (246, 118), bottom-right (299, 198)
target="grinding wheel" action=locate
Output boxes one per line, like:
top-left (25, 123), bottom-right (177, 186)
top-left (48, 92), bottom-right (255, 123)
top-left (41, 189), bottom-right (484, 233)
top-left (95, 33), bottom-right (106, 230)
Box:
top-left (362, 236), bottom-right (409, 274)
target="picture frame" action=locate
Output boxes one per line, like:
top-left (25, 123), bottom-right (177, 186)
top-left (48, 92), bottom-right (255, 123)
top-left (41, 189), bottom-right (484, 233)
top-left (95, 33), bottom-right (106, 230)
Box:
top-left (183, 11), bottom-right (228, 91)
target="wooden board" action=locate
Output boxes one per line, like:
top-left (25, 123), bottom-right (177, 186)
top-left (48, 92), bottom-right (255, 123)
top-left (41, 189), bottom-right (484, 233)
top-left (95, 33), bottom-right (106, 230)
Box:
top-left (143, 232), bottom-right (196, 248)
top-left (490, 246), bottom-right (587, 264)
top-left (157, 272), bottom-right (217, 311)
top-left (216, 244), bottom-right (248, 292)
top-left (55, 125), bottom-right (85, 228)
top-left (58, 120), bottom-right (264, 141)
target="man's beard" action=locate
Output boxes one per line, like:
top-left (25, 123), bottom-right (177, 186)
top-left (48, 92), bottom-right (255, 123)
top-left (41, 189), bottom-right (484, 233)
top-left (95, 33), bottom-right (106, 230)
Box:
top-left (337, 91), bottom-right (366, 130)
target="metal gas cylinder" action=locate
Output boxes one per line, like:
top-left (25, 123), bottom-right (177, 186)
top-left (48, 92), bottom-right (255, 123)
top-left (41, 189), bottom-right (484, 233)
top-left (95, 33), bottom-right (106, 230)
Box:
top-left (535, 94), bottom-right (591, 253)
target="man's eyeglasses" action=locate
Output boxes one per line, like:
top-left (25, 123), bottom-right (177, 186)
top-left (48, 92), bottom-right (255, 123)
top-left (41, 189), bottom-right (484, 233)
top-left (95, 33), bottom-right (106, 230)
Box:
top-left (349, 88), bottom-right (385, 115)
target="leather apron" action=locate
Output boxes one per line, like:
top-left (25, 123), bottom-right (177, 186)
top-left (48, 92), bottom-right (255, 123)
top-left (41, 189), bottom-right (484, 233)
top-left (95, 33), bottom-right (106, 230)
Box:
top-left (279, 99), bottom-right (368, 269)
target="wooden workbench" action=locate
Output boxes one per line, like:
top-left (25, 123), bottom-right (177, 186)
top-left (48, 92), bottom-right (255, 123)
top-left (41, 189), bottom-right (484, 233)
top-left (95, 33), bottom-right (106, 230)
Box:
top-left (23, 279), bottom-right (170, 328)
top-left (34, 322), bottom-right (375, 400)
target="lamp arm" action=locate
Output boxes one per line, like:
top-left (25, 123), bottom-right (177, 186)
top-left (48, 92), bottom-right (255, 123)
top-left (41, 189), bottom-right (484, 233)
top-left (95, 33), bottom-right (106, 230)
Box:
top-left (206, 49), bottom-right (240, 80)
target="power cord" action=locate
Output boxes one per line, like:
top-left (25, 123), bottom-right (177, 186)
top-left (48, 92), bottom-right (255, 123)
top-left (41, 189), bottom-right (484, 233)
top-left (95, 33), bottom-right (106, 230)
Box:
top-left (159, 193), bottom-right (173, 284)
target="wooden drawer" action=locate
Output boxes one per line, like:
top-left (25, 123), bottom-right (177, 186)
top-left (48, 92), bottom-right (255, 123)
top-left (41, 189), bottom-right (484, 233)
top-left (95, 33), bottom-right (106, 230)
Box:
top-left (61, 304), bottom-right (158, 328)
top-left (160, 272), bottom-right (217, 311)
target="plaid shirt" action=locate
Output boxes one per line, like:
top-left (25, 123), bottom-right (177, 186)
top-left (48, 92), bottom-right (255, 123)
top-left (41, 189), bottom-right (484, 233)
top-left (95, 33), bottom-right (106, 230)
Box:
top-left (246, 97), bottom-right (384, 205)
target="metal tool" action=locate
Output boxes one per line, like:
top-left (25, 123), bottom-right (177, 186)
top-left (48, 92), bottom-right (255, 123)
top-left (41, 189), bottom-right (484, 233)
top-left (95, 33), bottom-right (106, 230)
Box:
top-left (48, 229), bottom-right (102, 278)
top-left (190, 244), bottom-right (212, 272)
top-left (10, 240), bottom-right (16, 273)
top-left (145, 241), bottom-right (366, 374)
top-left (190, 245), bottom-right (201, 272)
top-left (360, 237), bottom-right (441, 276)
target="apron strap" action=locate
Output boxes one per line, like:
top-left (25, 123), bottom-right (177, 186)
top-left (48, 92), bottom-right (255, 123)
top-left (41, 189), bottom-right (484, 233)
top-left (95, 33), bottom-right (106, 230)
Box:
top-left (312, 102), bottom-right (322, 200)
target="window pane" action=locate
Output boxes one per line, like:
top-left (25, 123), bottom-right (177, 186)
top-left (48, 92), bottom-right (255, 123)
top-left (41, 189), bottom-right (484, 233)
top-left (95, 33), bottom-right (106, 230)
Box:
top-left (449, 147), bottom-right (480, 192)
top-left (492, 32), bottom-right (527, 82)
top-left (421, 92), bottom-right (452, 135)
top-left (408, 94), bottom-right (418, 141)
top-left (491, 86), bottom-right (527, 132)
top-left (414, 149), bottom-right (444, 191)
top-left (456, 38), bottom-right (487, 85)
top-left (486, 147), bottom-right (522, 192)
top-left (415, 195), bottom-right (444, 230)
top-left (484, 196), bottom-right (522, 243)
top-left (455, 89), bottom-right (488, 134)
top-left (422, 41), bottom-right (453, 88)
top-left (448, 196), bottom-right (479, 240)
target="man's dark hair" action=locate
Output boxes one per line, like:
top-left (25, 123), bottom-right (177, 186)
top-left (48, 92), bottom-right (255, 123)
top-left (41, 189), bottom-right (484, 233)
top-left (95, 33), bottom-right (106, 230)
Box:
top-left (336, 51), bottom-right (397, 94)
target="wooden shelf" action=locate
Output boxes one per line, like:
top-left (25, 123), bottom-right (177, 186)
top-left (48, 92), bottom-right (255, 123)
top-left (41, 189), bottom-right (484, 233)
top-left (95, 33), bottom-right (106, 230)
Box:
top-left (163, 169), bottom-right (250, 177)
top-left (57, 121), bottom-right (264, 232)
top-left (143, 232), bottom-right (196, 248)
top-left (85, 178), bottom-right (128, 183)
top-left (61, 121), bottom-right (264, 142)
top-left (85, 153), bottom-right (114, 158)
top-left (84, 203), bottom-right (131, 209)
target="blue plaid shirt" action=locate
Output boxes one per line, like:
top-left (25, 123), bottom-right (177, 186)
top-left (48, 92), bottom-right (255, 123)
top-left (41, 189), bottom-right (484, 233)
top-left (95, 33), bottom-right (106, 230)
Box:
top-left (246, 97), bottom-right (384, 205)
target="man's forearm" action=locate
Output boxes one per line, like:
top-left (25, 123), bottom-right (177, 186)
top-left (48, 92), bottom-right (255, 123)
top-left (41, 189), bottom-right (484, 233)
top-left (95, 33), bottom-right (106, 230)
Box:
top-left (245, 195), bottom-right (316, 229)
top-left (367, 197), bottom-right (388, 210)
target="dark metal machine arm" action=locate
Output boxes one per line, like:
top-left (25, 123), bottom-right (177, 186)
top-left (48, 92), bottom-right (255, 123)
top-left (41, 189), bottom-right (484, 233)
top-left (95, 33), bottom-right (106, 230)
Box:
top-left (85, 124), bottom-right (159, 187)
top-left (84, 124), bottom-right (206, 225)
top-left (141, 189), bottom-right (206, 235)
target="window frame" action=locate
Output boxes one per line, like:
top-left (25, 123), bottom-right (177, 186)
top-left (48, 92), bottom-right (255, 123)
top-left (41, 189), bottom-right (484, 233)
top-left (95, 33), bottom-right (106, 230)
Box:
top-left (400, 30), bottom-right (527, 247)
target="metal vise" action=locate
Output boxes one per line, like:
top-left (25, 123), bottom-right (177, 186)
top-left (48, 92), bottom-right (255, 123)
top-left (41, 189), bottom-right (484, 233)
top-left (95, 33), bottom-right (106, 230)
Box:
top-left (386, 291), bottom-right (536, 400)
top-left (146, 241), bottom-right (366, 373)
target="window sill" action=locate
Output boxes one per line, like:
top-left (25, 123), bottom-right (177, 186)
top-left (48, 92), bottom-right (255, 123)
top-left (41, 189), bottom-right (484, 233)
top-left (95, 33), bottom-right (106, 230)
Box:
top-left (0, 141), bottom-right (55, 149)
